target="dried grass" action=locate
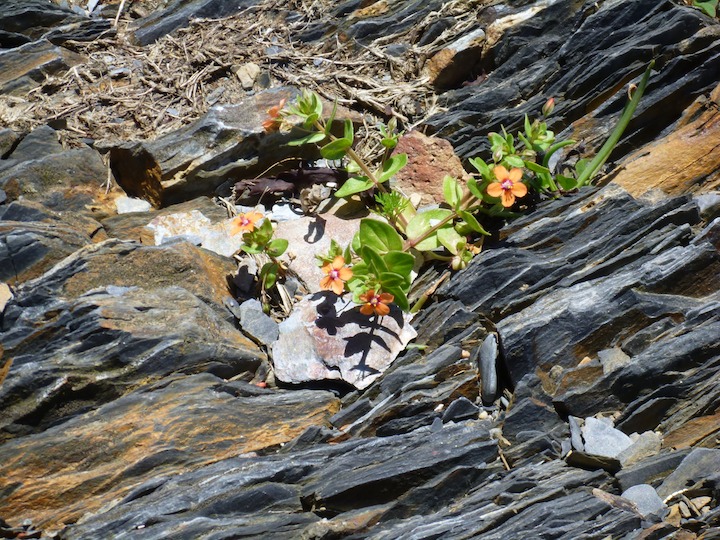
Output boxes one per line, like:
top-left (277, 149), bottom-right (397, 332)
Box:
top-left (0, 0), bottom-right (487, 150)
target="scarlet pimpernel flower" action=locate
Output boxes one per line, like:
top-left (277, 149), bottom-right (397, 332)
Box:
top-left (262, 98), bottom-right (286, 132)
top-left (320, 256), bottom-right (352, 295)
top-left (486, 165), bottom-right (528, 207)
top-left (230, 211), bottom-right (264, 235)
top-left (359, 290), bottom-right (394, 317)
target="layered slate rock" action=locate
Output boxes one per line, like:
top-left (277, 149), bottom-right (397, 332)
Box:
top-left (424, 0), bottom-right (720, 169)
top-left (0, 373), bottom-right (339, 534)
top-left (0, 239), bottom-right (262, 440)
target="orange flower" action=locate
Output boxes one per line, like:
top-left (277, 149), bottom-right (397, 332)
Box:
top-left (262, 98), bottom-right (286, 132)
top-left (358, 290), bottom-right (394, 317)
top-left (320, 256), bottom-right (353, 295)
top-left (486, 165), bottom-right (527, 207)
top-left (230, 211), bottom-right (264, 235)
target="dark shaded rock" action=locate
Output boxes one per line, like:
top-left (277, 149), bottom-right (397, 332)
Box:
top-left (0, 0), bottom-right (80, 39)
top-left (566, 450), bottom-right (622, 474)
top-left (131, 0), bottom-right (260, 45)
top-left (616, 449), bottom-right (693, 492)
top-left (657, 448), bottom-right (720, 500)
top-left (442, 396), bottom-right (480, 423)
top-left (0, 39), bottom-right (86, 96)
top-left (0, 373), bottom-right (339, 534)
top-left (0, 143), bottom-right (122, 218)
top-left (0, 129), bottom-right (19, 159)
top-left (7, 125), bottom-right (62, 161)
top-left (107, 87), bottom-right (301, 207)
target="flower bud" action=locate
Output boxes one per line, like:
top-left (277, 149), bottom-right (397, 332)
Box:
top-left (542, 97), bottom-right (555, 117)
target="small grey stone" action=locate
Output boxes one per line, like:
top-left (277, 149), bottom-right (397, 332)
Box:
top-left (694, 191), bottom-right (720, 220)
top-left (442, 397), bottom-right (480, 423)
top-left (582, 417), bottom-right (633, 458)
top-left (568, 416), bottom-right (584, 452)
top-left (115, 196), bottom-right (152, 214)
top-left (239, 298), bottom-right (279, 346)
top-left (621, 484), bottom-right (665, 518)
top-left (597, 347), bottom-right (631, 375)
top-left (617, 431), bottom-right (661, 467)
top-left (478, 333), bottom-right (498, 404)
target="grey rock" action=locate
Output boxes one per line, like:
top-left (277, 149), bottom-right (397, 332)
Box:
top-left (7, 125), bottom-right (62, 161)
top-left (478, 332), bottom-right (499, 403)
top-left (0, 129), bottom-right (18, 159)
top-left (694, 191), bottom-right (720, 220)
top-left (273, 292), bottom-right (416, 390)
top-left (598, 347), bottom-right (632, 375)
top-left (239, 298), bottom-right (279, 346)
top-left (115, 196), bottom-right (152, 214)
top-left (617, 431), bottom-right (662, 467)
top-left (582, 417), bottom-right (633, 459)
top-left (657, 448), bottom-right (720, 500)
top-left (131, 0), bottom-right (260, 45)
top-left (442, 396), bottom-right (480, 423)
top-left (569, 415), bottom-right (584, 452)
top-left (621, 484), bottom-right (665, 518)
top-left (616, 449), bottom-right (693, 493)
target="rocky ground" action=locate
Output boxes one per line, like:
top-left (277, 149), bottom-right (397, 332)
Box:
top-left (1, 0), bottom-right (720, 538)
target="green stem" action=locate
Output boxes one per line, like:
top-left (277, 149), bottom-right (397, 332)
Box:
top-left (403, 192), bottom-right (480, 250)
top-left (575, 60), bottom-right (654, 187)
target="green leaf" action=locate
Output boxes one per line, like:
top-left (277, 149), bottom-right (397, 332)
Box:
top-left (378, 271), bottom-right (408, 289)
top-left (335, 176), bottom-right (375, 198)
top-left (694, 0), bottom-right (717, 18)
top-left (320, 138), bottom-right (352, 160)
top-left (469, 157), bottom-right (490, 178)
top-left (261, 262), bottom-right (278, 290)
top-left (504, 155), bottom-right (525, 169)
top-left (382, 250), bottom-right (415, 280)
top-left (361, 245), bottom-right (388, 275)
top-left (343, 119), bottom-right (354, 142)
top-left (406, 209), bottom-right (453, 251)
top-left (437, 227), bottom-right (465, 255)
top-left (381, 137), bottom-right (397, 149)
top-left (358, 219), bottom-right (403, 253)
top-left (556, 175), bottom-right (578, 191)
top-left (574, 158), bottom-right (590, 178)
top-left (382, 286), bottom-right (409, 312)
top-left (524, 161), bottom-right (551, 175)
top-left (458, 210), bottom-right (490, 236)
top-left (378, 153), bottom-right (408, 183)
top-left (266, 238), bottom-right (288, 258)
top-left (442, 176), bottom-right (463, 210)
top-left (324, 100), bottom-right (338, 135)
top-left (287, 132), bottom-right (326, 146)
top-left (467, 177), bottom-right (484, 200)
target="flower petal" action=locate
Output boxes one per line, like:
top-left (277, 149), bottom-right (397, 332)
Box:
top-left (331, 255), bottom-right (345, 270)
top-left (509, 168), bottom-right (523, 182)
top-left (493, 165), bottom-right (509, 181)
top-left (379, 293), bottom-right (394, 303)
top-left (321, 262), bottom-right (333, 275)
top-left (331, 279), bottom-right (344, 295)
top-left (511, 181), bottom-right (528, 198)
top-left (487, 182), bottom-right (504, 198)
top-left (338, 267), bottom-right (353, 281)
top-left (375, 303), bottom-right (390, 317)
top-left (500, 191), bottom-right (515, 207)
top-left (320, 276), bottom-right (333, 290)
top-left (359, 304), bottom-right (375, 316)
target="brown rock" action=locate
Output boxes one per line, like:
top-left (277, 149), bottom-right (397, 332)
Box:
top-left (424, 28), bottom-right (486, 90)
top-left (610, 81), bottom-right (720, 197)
top-left (662, 410), bottom-right (720, 449)
top-left (0, 373), bottom-right (340, 534)
top-left (391, 131), bottom-right (470, 206)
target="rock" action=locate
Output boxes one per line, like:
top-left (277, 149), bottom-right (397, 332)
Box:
top-left (582, 417), bottom-right (634, 459)
top-left (239, 298), bottom-right (279, 346)
top-left (275, 213), bottom-right (361, 292)
top-left (621, 484), bottom-right (666, 518)
top-left (234, 62), bottom-right (261, 90)
top-left (272, 292), bottom-right (416, 390)
top-left (442, 396), bottom-right (480, 423)
top-left (145, 209), bottom-right (243, 258)
top-left (657, 448), bottom-right (720, 500)
top-left (0, 129), bottom-right (19, 158)
top-left (0, 142), bottom-right (122, 219)
top-left (0, 373), bottom-right (339, 534)
top-left (695, 191), bottom-right (720, 220)
top-left (131, 0), bottom-right (261, 45)
top-left (424, 27), bottom-right (486, 90)
top-left (478, 332), bottom-right (499, 403)
top-left (115, 196), bottom-right (152, 214)
top-left (7, 124), bottom-right (62, 161)
top-left (616, 449), bottom-right (693, 493)
top-left (101, 196), bottom-right (228, 244)
top-left (107, 87), bottom-right (301, 207)
top-left (391, 131), bottom-right (470, 206)
top-left (617, 431), bottom-right (662, 467)
top-left (566, 450), bottom-right (622, 474)
top-left (0, 39), bottom-right (86, 95)
top-left (610, 81), bottom-right (720, 197)
top-left (598, 347), bottom-right (632, 375)
top-left (0, 282), bottom-right (11, 314)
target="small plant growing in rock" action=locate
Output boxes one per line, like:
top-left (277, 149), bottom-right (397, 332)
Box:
top-left (231, 210), bottom-right (289, 311)
top-left (260, 61), bottom-right (652, 315)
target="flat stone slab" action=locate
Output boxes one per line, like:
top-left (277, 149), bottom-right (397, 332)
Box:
top-left (273, 292), bottom-right (417, 390)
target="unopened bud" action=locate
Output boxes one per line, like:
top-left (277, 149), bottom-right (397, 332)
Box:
top-left (542, 97), bottom-right (555, 117)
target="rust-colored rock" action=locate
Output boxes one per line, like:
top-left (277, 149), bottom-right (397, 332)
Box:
top-left (0, 373), bottom-right (340, 534)
top-left (391, 131), bottom-right (470, 206)
top-left (424, 28), bottom-right (486, 90)
top-left (610, 82), bottom-right (720, 197)
top-left (662, 411), bottom-right (720, 449)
